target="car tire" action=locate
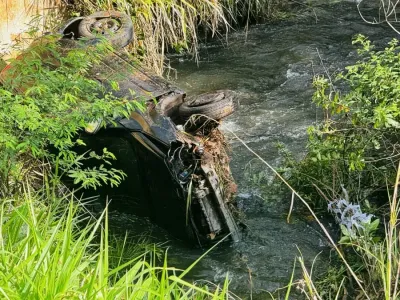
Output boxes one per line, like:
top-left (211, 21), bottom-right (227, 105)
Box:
top-left (178, 90), bottom-right (236, 122)
top-left (78, 10), bottom-right (134, 49)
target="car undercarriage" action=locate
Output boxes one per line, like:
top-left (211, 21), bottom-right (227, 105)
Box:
top-left (1, 10), bottom-right (242, 246)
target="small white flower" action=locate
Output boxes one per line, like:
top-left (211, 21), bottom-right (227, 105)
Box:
top-left (336, 199), bottom-right (349, 210)
top-left (328, 190), bottom-right (374, 236)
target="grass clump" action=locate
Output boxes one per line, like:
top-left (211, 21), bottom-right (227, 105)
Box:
top-left (0, 190), bottom-right (232, 299)
top-left (288, 179), bottom-right (400, 300)
top-left (68, 0), bottom-right (289, 73)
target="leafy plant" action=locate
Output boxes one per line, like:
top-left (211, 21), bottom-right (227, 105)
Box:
top-left (280, 35), bottom-right (400, 208)
top-left (277, 35), bottom-right (400, 299)
top-left (0, 35), bottom-right (142, 197)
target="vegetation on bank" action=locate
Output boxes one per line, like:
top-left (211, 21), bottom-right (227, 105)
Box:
top-left (278, 35), bottom-right (400, 299)
top-left (0, 1), bottom-right (290, 298)
top-left (0, 191), bottom-right (231, 299)
top-left (66, 0), bottom-right (289, 73)
top-left (283, 35), bottom-right (400, 208)
top-left (0, 37), bottom-right (233, 299)
top-left (3, 1), bottom-right (400, 298)
top-left (0, 35), bottom-right (138, 198)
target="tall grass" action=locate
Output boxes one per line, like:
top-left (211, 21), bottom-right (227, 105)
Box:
top-left (69, 0), bottom-right (289, 73)
top-left (0, 186), bottom-right (232, 299)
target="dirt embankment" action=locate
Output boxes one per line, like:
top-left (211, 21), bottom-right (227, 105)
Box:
top-left (0, 0), bottom-right (61, 59)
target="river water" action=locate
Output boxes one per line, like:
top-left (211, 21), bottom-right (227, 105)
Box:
top-left (111, 1), bottom-right (395, 299)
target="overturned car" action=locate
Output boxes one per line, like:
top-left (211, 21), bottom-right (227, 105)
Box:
top-left (4, 11), bottom-right (241, 245)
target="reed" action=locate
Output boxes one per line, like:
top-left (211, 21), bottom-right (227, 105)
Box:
top-left (69, 0), bottom-right (289, 73)
top-left (0, 187), bottom-right (233, 299)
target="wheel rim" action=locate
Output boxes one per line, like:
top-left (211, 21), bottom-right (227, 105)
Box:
top-left (90, 18), bottom-right (121, 35)
top-left (77, 11), bottom-right (134, 48)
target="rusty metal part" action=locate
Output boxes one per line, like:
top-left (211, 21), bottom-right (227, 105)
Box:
top-left (173, 127), bottom-right (240, 242)
top-left (201, 164), bottom-right (240, 242)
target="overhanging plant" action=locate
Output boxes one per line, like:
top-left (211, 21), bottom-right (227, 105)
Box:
top-left (0, 34), bottom-right (144, 196)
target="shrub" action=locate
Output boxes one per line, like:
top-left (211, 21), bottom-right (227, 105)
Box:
top-left (281, 35), bottom-right (400, 207)
top-left (0, 35), bottom-right (142, 197)
top-left (280, 35), bottom-right (400, 299)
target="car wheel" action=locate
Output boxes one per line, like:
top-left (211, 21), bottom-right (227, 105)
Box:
top-left (178, 90), bottom-right (236, 123)
top-left (78, 10), bottom-right (134, 49)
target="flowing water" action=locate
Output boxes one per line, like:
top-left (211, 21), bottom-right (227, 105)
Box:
top-left (110, 1), bottom-right (396, 298)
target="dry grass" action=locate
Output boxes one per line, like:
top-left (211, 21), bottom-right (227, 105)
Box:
top-left (68, 0), bottom-right (289, 74)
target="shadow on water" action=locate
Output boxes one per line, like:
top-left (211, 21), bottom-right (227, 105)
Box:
top-left (105, 1), bottom-right (396, 298)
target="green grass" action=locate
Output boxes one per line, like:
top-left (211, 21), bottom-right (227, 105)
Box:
top-left (0, 187), bottom-right (232, 299)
